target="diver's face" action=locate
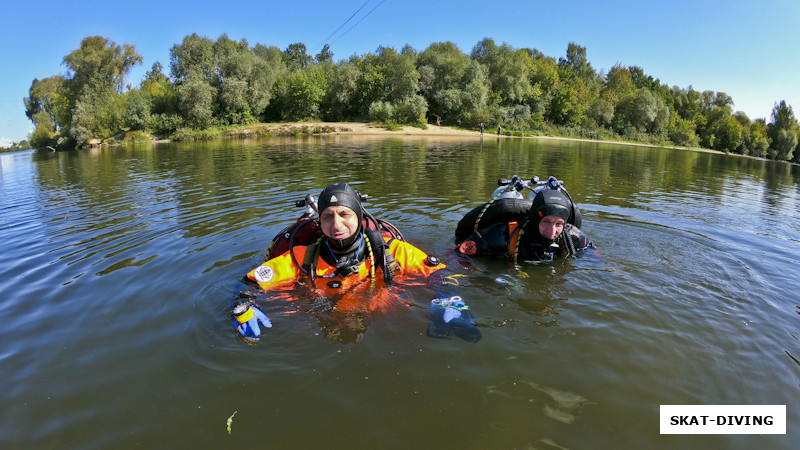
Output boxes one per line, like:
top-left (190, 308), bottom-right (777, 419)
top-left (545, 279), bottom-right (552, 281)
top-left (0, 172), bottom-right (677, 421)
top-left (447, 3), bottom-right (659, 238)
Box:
top-left (538, 215), bottom-right (565, 240)
top-left (320, 206), bottom-right (359, 241)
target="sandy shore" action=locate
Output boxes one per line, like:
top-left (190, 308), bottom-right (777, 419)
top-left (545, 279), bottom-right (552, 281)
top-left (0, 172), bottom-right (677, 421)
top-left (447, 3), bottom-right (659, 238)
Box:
top-left (243, 121), bottom-right (483, 137)
top-left (126, 120), bottom-right (719, 155)
top-left (237, 121), bottom-right (714, 153)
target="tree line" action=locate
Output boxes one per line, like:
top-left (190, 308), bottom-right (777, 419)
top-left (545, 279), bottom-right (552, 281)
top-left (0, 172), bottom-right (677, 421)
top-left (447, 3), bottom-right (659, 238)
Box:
top-left (21, 34), bottom-right (800, 162)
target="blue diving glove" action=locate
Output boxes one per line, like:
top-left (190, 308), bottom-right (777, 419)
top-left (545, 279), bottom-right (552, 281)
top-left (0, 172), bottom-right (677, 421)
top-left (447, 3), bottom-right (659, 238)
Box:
top-left (426, 296), bottom-right (481, 343)
top-left (232, 302), bottom-right (272, 340)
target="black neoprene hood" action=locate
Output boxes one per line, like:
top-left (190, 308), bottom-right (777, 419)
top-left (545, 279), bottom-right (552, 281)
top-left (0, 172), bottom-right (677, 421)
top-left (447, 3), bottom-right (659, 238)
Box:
top-left (531, 189), bottom-right (571, 222)
top-left (317, 183), bottom-right (364, 222)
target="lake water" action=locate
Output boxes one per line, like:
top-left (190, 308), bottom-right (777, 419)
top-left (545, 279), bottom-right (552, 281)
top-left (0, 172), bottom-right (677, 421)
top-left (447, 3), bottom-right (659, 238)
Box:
top-left (1, 135), bottom-right (798, 448)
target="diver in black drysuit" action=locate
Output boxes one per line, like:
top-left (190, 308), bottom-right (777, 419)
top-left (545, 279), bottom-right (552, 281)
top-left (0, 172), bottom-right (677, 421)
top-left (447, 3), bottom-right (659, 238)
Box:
top-left (454, 189), bottom-right (590, 263)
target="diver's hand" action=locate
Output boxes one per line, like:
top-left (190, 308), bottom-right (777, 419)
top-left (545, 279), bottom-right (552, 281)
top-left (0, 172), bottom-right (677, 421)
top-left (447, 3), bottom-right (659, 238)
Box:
top-left (426, 296), bottom-right (481, 343)
top-left (232, 303), bottom-right (272, 340)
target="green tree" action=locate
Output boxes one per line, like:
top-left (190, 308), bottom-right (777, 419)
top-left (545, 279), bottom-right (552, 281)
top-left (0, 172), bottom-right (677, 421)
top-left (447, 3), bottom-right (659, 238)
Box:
top-left (68, 83), bottom-right (124, 143)
top-left (254, 44), bottom-right (287, 76)
top-left (694, 90), bottom-right (733, 149)
top-left (272, 65), bottom-right (328, 120)
top-left (524, 50), bottom-right (560, 127)
top-left (558, 42), bottom-right (595, 82)
top-left (602, 65), bottom-right (635, 105)
top-left (733, 111), bottom-right (753, 155)
top-left (392, 94), bottom-right (428, 124)
top-left (667, 111), bottom-right (699, 147)
top-left (376, 46), bottom-right (419, 102)
top-left (63, 36), bottom-right (142, 95)
top-left (629, 66), bottom-right (660, 91)
top-left (177, 74), bottom-right (216, 128)
top-left (213, 35), bottom-right (256, 123)
top-left (768, 100), bottom-right (797, 132)
top-left (29, 110), bottom-right (58, 149)
top-left (170, 34), bottom-right (215, 83)
top-left (368, 100), bottom-right (393, 122)
top-left (58, 36), bottom-right (142, 146)
top-left (457, 60), bottom-right (491, 126)
top-left (711, 115), bottom-right (744, 153)
top-left (123, 89), bottom-right (152, 130)
top-left (285, 42), bottom-right (313, 70)
top-left (772, 129), bottom-right (798, 161)
top-left (24, 76), bottom-right (67, 129)
top-left (503, 48), bottom-right (534, 106)
top-left (547, 42), bottom-right (600, 127)
top-left (587, 98), bottom-right (614, 128)
top-left (141, 62), bottom-right (176, 114)
top-left (349, 52), bottom-right (386, 118)
top-left (498, 104), bottom-right (532, 130)
top-left (419, 42), bottom-right (470, 93)
top-left (250, 44), bottom-right (285, 120)
top-left (418, 41), bottom-right (472, 123)
top-left (141, 62), bottom-right (182, 136)
top-left (361, 46), bottom-right (427, 124)
top-left (634, 88), bottom-right (669, 134)
top-left (547, 78), bottom-right (585, 126)
top-left (591, 64), bottom-right (633, 128)
top-left (169, 34), bottom-right (216, 129)
top-left (170, 34), bottom-right (282, 126)
top-left (748, 118), bottom-right (770, 158)
top-left (767, 101), bottom-right (798, 160)
top-left (671, 86), bottom-right (702, 122)
top-left (24, 76), bottom-right (69, 148)
top-left (471, 38), bottom-right (532, 106)
top-left (321, 61), bottom-right (361, 121)
top-left (316, 44), bottom-right (334, 64)
top-left (218, 77), bottom-right (251, 123)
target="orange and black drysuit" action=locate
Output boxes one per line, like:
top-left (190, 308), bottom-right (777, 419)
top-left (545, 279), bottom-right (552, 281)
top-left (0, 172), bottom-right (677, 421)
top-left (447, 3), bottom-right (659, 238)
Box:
top-left (246, 231), bottom-right (444, 311)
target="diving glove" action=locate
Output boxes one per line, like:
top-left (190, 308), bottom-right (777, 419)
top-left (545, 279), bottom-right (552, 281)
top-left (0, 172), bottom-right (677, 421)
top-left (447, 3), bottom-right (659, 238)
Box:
top-left (232, 302), bottom-right (272, 340)
top-left (426, 296), bottom-right (481, 343)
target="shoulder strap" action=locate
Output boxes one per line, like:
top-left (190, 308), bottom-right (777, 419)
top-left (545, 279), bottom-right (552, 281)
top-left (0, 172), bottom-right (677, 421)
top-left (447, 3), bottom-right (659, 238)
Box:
top-left (365, 228), bottom-right (394, 285)
top-left (301, 237), bottom-right (324, 279)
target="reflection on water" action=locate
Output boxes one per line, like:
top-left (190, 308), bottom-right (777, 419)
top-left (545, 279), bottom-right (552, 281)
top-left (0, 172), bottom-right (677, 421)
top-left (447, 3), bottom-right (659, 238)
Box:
top-left (485, 379), bottom-right (590, 425)
top-left (2, 137), bottom-right (799, 449)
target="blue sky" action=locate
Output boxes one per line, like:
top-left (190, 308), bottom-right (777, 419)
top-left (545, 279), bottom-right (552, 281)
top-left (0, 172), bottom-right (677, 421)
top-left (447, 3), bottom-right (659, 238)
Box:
top-left (2, 0), bottom-right (799, 146)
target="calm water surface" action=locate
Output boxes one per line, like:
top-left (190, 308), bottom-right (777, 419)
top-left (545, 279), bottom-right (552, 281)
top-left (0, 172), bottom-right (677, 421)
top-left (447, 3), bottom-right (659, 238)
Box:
top-left (1, 136), bottom-right (798, 449)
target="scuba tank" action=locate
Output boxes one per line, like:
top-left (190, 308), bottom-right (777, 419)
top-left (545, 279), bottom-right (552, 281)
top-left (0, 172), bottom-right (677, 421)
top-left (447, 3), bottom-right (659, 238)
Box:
top-left (455, 175), bottom-right (582, 244)
top-left (489, 175), bottom-right (526, 200)
top-left (265, 194), bottom-right (320, 261)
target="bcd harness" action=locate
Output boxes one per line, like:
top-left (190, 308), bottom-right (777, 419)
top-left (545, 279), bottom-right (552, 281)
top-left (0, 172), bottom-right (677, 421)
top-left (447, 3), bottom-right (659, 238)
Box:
top-left (300, 228), bottom-right (399, 289)
top-left (509, 219), bottom-right (580, 265)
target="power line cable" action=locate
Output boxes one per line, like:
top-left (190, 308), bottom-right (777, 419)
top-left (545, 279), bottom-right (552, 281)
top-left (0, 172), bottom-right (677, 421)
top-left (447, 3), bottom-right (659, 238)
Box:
top-left (328, 0), bottom-right (387, 47)
top-left (311, 0), bottom-right (371, 52)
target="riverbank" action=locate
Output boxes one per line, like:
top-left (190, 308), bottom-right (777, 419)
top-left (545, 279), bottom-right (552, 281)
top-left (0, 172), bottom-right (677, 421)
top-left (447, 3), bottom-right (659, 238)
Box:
top-left (215, 121), bottom-right (719, 154)
top-left (94, 120), bottom-right (720, 156)
top-left (226, 121), bottom-right (483, 138)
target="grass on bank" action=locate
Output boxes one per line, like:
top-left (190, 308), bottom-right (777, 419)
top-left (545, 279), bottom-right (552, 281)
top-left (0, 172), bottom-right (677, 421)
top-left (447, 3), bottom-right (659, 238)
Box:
top-left (170, 123), bottom-right (349, 141)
